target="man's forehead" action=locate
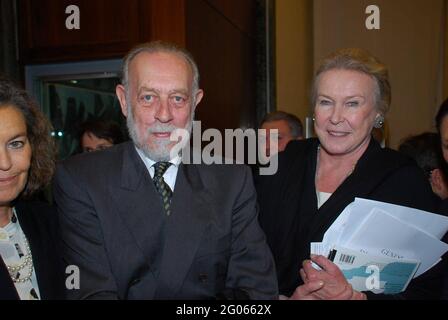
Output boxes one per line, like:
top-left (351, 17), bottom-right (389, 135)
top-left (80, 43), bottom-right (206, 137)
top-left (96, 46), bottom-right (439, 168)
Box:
top-left (129, 51), bottom-right (193, 78)
top-left (263, 120), bottom-right (290, 131)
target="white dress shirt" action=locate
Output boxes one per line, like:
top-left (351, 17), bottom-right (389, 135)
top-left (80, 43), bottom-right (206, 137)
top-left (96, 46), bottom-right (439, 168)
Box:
top-left (135, 147), bottom-right (181, 192)
top-left (316, 191), bottom-right (332, 209)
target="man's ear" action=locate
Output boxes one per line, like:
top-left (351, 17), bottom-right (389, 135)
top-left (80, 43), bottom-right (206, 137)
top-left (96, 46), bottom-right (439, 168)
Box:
top-left (116, 84), bottom-right (128, 117)
top-left (430, 168), bottom-right (448, 200)
top-left (432, 169), bottom-right (444, 186)
top-left (192, 89), bottom-right (204, 112)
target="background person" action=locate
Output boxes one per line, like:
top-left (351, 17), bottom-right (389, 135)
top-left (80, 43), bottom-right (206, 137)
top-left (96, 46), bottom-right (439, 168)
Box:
top-left (260, 111), bottom-right (303, 158)
top-left (398, 132), bottom-right (448, 200)
top-left (79, 119), bottom-right (125, 153)
top-left (436, 98), bottom-right (448, 167)
top-left (435, 97), bottom-right (448, 300)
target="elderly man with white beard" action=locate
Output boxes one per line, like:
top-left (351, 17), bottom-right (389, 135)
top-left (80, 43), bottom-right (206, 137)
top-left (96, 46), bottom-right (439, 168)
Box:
top-left (53, 41), bottom-right (278, 300)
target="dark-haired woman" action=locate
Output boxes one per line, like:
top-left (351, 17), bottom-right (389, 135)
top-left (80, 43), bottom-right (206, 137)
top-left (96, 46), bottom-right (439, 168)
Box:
top-left (0, 78), bottom-right (64, 300)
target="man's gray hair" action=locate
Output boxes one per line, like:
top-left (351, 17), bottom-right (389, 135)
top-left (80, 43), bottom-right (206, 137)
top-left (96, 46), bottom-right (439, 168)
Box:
top-left (261, 111), bottom-right (303, 139)
top-left (121, 41), bottom-right (200, 94)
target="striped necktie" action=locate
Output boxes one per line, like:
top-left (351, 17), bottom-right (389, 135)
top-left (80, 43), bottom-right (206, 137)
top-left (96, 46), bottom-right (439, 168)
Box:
top-left (152, 162), bottom-right (173, 216)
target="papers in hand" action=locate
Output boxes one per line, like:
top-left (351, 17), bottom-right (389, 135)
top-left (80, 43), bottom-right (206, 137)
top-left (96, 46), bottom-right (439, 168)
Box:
top-left (310, 198), bottom-right (448, 294)
top-left (328, 246), bottom-right (420, 294)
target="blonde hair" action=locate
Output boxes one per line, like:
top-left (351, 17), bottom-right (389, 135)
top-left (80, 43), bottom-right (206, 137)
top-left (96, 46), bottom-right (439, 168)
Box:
top-left (311, 48), bottom-right (391, 115)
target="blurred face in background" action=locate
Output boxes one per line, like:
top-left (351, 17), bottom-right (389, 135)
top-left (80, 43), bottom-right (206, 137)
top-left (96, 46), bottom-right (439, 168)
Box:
top-left (440, 116), bottom-right (448, 163)
top-left (81, 131), bottom-right (114, 152)
top-left (0, 106), bottom-right (32, 208)
top-left (261, 119), bottom-right (296, 156)
top-left (314, 69), bottom-right (379, 157)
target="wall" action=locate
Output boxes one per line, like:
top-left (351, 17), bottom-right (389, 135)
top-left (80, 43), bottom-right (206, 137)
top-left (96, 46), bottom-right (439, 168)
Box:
top-left (276, 0), bottom-right (447, 149)
top-left (275, 0), bottom-right (313, 124)
top-left (17, 0), bottom-right (186, 63)
top-left (186, 0), bottom-right (259, 130)
top-left (0, 0), bottom-right (19, 80)
top-left (16, 0), bottom-right (259, 133)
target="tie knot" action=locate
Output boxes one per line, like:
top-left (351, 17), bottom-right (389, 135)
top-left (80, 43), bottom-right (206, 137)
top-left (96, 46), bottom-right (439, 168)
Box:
top-left (153, 162), bottom-right (171, 179)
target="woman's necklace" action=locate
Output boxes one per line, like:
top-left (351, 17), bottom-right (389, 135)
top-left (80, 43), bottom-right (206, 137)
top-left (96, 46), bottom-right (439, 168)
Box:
top-left (316, 145), bottom-right (358, 187)
top-left (5, 208), bottom-right (34, 283)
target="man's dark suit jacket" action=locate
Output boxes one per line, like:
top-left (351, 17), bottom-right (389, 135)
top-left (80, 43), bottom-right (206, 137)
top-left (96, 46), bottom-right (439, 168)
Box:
top-left (257, 138), bottom-right (446, 299)
top-left (53, 141), bottom-right (278, 300)
top-left (0, 201), bottom-right (64, 300)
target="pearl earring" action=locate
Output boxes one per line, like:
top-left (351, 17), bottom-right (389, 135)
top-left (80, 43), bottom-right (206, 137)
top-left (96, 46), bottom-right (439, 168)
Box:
top-left (374, 115), bottom-right (384, 128)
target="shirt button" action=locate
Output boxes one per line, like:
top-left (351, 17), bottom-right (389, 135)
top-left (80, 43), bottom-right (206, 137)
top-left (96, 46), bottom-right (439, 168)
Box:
top-left (198, 273), bottom-right (208, 283)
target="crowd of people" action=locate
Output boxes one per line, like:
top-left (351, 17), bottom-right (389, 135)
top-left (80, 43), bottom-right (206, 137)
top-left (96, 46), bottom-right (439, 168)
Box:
top-left (0, 41), bottom-right (447, 300)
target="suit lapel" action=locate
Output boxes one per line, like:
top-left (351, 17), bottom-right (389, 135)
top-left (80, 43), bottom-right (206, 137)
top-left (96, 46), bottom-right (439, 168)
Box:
top-left (307, 139), bottom-right (405, 242)
top-left (155, 164), bottom-right (210, 298)
top-left (14, 203), bottom-right (51, 299)
top-left (0, 256), bottom-right (19, 300)
top-left (309, 174), bottom-right (363, 241)
top-left (114, 144), bottom-right (165, 276)
top-left (276, 142), bottom-right (317, 253)
top-left (115, 146), bottom-right (210, 297)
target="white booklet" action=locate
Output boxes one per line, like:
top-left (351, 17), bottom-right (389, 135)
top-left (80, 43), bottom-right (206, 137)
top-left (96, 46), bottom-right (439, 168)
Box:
top-left (323, 198), bottom-right (448, 245)
top-left (344, 208), bottom-right (448, 277)
top-left (310, 198), bottom-right (448, 293)
top-left (328, 245), bottom-right (420, 294)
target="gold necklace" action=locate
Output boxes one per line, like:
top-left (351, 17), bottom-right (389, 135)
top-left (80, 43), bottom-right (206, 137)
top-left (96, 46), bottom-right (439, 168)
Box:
top-left (316, 145), bottom-right (358, 183)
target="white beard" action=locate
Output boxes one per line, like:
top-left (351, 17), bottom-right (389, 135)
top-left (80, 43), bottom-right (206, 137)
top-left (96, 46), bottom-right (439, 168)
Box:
top-left (126, 101), bottom-right (193, 161)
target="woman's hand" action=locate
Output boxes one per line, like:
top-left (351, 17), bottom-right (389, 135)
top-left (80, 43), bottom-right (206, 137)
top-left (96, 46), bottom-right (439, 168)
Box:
top-left (288, 255), bottom-right (366, 300)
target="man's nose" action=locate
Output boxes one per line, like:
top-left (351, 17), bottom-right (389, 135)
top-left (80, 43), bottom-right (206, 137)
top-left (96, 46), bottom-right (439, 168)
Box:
top-left (155, 98), bottom-right (174, 123)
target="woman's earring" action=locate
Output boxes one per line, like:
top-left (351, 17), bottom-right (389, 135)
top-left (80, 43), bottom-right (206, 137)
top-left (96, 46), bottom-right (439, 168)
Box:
top-left (374, 115), bottom-right (384, 128)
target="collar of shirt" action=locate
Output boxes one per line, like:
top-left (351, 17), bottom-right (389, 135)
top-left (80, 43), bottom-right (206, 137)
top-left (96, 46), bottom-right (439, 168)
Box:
top-left (0, 210), bottom-right (41, 300)
top-left (0, 210), bottom-right (18, 241)
top-left (135, 147), bottom-right (181, 192)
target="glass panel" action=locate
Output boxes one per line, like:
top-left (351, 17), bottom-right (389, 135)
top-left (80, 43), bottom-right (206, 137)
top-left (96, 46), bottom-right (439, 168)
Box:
top-left (40, 75), bottom-right (126, 160)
